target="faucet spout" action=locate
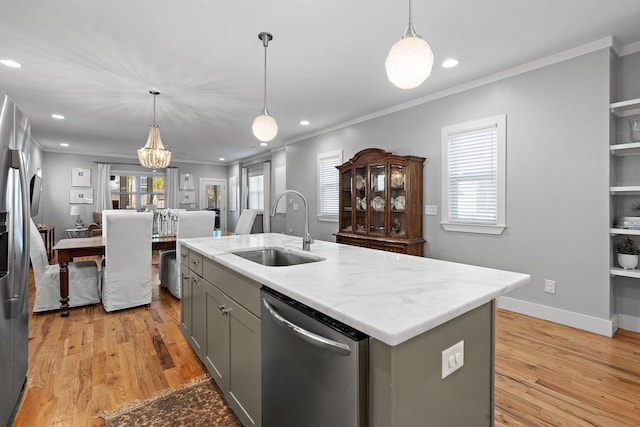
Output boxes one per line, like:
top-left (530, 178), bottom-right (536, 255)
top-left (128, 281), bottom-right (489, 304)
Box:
top-left (271, 190), bottom-right (313, 251)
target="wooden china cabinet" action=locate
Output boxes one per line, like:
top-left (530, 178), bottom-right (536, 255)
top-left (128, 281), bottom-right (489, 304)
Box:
top-left (335, 148), bottom-right (426, 256)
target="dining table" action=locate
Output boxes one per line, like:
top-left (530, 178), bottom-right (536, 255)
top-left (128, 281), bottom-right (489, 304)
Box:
top-left (53, 235), bottom-right (178, 317)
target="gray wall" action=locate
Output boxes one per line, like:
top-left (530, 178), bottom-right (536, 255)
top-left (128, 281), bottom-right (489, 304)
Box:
top-left (40, 152), bottom-right (227, 243)
top-left (285, 48), bottom-right (612, 323)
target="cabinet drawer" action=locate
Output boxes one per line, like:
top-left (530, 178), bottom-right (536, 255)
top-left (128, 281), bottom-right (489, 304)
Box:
top-left (180, 244), bottom-right (190, 267)
top-left (188, 250), bottom-right (204, 277)
top-left (203, 257), bottom-right (261, 318)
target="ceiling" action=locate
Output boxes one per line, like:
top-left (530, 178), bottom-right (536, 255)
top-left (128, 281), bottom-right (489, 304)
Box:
top-left (2, 0), bottom-right (640, 165)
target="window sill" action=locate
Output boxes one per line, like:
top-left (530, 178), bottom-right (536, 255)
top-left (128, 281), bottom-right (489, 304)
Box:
top-left (441, 222), bottom-right (506, 235)
top-left (317, 215), bottom-right (338, 223)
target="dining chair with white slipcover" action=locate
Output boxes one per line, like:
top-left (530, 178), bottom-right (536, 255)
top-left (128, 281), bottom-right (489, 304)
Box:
top-left (235, 209), bottom-right (258, 235)
top-left (160, 210), bottom-right (216, 299)
top-left (101, 211), bottom-right (153, 312)
top-left (29, 219), bottom-right (100, 312)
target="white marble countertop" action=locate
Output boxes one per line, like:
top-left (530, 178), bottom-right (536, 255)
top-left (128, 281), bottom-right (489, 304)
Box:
top-left (180, 233), bottom-right (530, 346)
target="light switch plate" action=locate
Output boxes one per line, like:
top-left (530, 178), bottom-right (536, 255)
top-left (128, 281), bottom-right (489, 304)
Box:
top-left (441, 340), bottom-right (464, 379)
top-left (424, 205), bottom-right (437, 216)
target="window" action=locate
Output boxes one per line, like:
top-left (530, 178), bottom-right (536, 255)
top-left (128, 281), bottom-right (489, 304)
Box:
top-left (317, 150), bottom-right (342, 222)
top-left (247, 165), bottom-right (264, 210)
top-left (110, 173), bottom-right (165, 210)
top-left (441, 114), bottom-right (506, 234)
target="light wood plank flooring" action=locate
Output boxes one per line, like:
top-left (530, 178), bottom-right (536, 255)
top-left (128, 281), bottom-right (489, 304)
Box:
top-left (13, 255), bottom-right (640, 426)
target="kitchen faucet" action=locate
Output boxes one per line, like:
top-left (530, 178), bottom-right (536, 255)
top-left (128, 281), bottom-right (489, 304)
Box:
top-left (271, 190), bottom-right (313, 251)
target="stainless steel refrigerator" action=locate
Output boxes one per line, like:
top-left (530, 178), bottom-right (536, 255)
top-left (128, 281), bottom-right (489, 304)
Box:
top-left (0, 90), bottom-right (31, 426)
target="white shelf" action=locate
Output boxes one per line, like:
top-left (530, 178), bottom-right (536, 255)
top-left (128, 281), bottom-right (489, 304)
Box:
top-left (610, 142), bottom-right (640, 156)
top-left (610, 228), bottom-right (640, 235)
top-left (611, 267), bottom-right (640, 279)
top-left (610, 186), bottom-right (640, 195)
top-left (611, 98), bottom-right (640, 117)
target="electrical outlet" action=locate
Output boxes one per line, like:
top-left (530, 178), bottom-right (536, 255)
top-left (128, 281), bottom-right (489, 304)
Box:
top-left (441, 340), bottom-right (464, 379)
top-left (544, 279), bottom-right (556, 295)
top-left (292, 203), bottom-right (299, 211)
top-left (424, 205), bottom-right (437, 216)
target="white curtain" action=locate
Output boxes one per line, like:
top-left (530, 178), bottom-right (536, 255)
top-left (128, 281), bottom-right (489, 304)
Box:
top-left (165, 167), bottom-right (180, 209)
top-left (262, 162), bottom-right (271, 232)
top-left (96, 163), bottom-right (111, 212)
top-left (241, 166), bottom-right (248, 210)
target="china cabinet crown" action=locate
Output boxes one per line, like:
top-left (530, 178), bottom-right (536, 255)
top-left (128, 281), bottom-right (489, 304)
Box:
top-left (335, 148), bottom-right (426, 256)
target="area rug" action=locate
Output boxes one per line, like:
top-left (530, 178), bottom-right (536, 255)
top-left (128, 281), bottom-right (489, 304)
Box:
top-left (96, 374), bottom-right (242, 427)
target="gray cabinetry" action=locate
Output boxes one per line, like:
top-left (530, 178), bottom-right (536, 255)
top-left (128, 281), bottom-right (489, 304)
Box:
top-left (181, 246), bottom-right (262, 427)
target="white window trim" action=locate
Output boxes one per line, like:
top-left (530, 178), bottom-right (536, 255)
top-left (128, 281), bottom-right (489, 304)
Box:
top-left (317, 149), bottom-right (342, 222)
top-left (441, 114), bottom-right (506, 235)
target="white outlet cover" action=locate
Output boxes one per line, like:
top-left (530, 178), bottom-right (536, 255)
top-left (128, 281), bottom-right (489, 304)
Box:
top-left (441, 340), bottom-right (464, 379)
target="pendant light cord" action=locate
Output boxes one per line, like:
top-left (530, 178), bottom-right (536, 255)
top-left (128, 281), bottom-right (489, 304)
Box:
top-left (153, 93), bottom-right (157, 125)
top-left (263, 39), bottom-right (268, 111)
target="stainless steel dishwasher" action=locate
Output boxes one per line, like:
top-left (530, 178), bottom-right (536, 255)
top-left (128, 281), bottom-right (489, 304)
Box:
top-left (261, 287), bottom-right (368, 427)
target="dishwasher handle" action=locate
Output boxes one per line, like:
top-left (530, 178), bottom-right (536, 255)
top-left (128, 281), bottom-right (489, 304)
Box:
top-left (263, 298), bottom-right (352, 356)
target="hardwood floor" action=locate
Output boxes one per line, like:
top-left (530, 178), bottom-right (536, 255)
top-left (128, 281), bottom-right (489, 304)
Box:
top-left (13, 255), bottom-right (640, 426)
top-left (13, 254), bottom-right (207, 427)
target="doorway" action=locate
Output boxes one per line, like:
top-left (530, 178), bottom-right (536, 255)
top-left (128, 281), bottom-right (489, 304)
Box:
top-left (199, 178), bottom-right (227, 231)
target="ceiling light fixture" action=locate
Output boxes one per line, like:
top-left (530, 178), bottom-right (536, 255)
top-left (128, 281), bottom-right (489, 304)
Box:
top-left (385, 0), bottom-right (434, 89)
top-left (51, 114), bottom-right (65, 120)
top-left (138, 90), bottom-right (171, 169)
top-left (60, 142), bottom-right (69, 147)
top-left (442, 58), bottom-right (459, 68)
top-left (0, 59), bottom-right (22, 68)
top-left (252, 32), bottom-right (278, 142)
top-left (300, 120), bottom-right (310, 126)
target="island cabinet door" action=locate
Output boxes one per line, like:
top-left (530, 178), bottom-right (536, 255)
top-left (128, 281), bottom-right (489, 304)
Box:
top-left (179, 270), bottom-right (193, 339)
top-left (204, 281), bottom-right (230, 390)
top-left (190, 275), bottom-right (206, 357)
top-left (226, 296), bottom-right (261, 427)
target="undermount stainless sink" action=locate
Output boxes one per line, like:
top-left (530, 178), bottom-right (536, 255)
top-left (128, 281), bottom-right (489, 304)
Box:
top-left (231, 247), bottom-right (325, 267)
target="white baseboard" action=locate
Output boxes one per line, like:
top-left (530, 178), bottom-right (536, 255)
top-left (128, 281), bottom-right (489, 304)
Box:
top-left (497, 297), bottom-right (618, 337)
top-left (617, 313), bottom-right (640, 333)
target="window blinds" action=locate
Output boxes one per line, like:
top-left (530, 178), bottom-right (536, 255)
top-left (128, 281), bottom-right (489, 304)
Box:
top-left (447, 124), bottom-right (498, 224)
top-left (318, 154), bottom-right (340, 217)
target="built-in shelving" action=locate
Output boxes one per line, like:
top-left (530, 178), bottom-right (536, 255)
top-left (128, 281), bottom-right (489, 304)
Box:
top-left (610, 186), bottom-right (640, 195)
top-left (610, 228), bottom-right (640, 236)
top-left (611, 267), bottom-right (640, 279)
top-left (610, 98), bottom-right (640, 117)
top-left (610, 142), bottom-right (640, 156)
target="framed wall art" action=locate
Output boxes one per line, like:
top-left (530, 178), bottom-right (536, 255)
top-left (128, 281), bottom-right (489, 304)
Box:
top-left (71, 168), bottom-right (91, 187)
top-left (69, 188), bottom-right (94, 204)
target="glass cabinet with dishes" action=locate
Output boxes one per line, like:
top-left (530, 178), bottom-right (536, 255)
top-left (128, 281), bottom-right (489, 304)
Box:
top-left (336, 148), bottom-right (426, 256)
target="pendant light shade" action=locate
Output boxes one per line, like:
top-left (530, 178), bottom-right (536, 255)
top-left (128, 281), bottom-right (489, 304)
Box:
top-left (385, 0), bottom-right (434, 89)
top-left (138, 90), bottom-right (171, 168)
top-left (253, 32), bottom-right (277, 142)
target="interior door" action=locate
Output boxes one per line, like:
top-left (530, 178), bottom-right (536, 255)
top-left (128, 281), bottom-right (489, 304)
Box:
top-left (199, 178), bottom-right (227, 231)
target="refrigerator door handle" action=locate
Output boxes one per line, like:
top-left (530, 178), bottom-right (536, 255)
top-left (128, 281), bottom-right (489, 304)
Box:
top-left (9, 149), bottom-right (30, 318)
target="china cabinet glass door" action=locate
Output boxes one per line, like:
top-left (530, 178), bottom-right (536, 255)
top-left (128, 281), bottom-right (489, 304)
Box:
top-left (369, 164), bottom-right (386, 235)
top-left (340, 170), bottom-right (353, 232)
top-left (390, 164), bottom-right (406, 236)
top-left (354, 167), bottom-right (367, 233)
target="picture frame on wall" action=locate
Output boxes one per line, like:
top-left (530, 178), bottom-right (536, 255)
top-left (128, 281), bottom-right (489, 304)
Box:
top-left (71, 168), bottom-right (91, 187)
top-left (69, 188), bottom-right (94, 204)
top-left (180, 173), bottom-right (194, 190)
top-left (181, 190), bottom-right (195, 204)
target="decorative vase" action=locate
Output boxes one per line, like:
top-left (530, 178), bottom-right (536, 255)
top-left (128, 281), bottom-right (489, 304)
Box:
top-left (630, 118), bottom-right (640, 143)
top-left (618, 253), bottom-right (639, 270)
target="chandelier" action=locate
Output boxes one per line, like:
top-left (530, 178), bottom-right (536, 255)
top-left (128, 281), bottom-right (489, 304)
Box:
top-left (138, 90), bottom-right (171, 168)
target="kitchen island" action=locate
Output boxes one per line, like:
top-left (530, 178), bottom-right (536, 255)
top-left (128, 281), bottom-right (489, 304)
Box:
top-left (179, 233), bottom-right (530, 427)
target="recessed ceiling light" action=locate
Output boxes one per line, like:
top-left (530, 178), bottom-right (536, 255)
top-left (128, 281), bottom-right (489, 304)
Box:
top-left (51, 114), bottom-right (65, 120)
top-left (260, 142), bottom-right (268, 147)
top-left (0, 59), bottom-right (22, 68)
top-left (219, 157), bottom-right (225, 161)
top-left (60, 142), bottom-right (69, 147)
top-left (300, 120), bottom-right (310, 126)
top-left (442, 58), bottom-right (459, 68)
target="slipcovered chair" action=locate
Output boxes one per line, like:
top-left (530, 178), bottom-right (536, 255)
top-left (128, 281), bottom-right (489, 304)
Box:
top-left (160, 210), bottom-right (216, 299)
top-left (29, 219), bottom-right (100, 312)
top-left (235, 209), bottom-right (258, 235)
top-left (101, 209), bottom-right (136, 236)
top-left (101, 212), bottom-right (153, 312)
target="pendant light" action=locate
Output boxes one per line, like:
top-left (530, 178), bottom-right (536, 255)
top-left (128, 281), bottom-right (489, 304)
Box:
top-left (252, 32), bottom-right (278, 142)
top-left (138, 90), bottom-right (171, 168)
top-left (385, 0), bottom-right (434, 89)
